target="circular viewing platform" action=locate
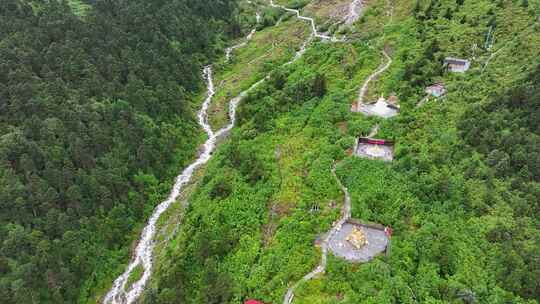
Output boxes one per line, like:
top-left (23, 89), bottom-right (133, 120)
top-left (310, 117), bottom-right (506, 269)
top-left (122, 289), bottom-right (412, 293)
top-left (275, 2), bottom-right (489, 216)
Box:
top-left (328, 221), bottom-right (390, 263)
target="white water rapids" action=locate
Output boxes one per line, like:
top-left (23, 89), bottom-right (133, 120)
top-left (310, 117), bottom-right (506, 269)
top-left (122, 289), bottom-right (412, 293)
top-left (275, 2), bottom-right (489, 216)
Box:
top-left (104, 34), bottom-right (306, 303)
top-left (104, 66), bottom-right (244, 304)
top-left (345, 0), bottom-right (364, 25)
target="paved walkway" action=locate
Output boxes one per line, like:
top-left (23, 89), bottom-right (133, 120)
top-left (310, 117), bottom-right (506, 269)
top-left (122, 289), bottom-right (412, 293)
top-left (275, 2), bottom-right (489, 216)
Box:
top-left (282, 163), bottom-right (351, 304)
top-left (356, 49), bottom-right (392, 106)
top-left (282, 2), bottom-right (396, 302)
top-left (270, 0), bottom-right (346, 42)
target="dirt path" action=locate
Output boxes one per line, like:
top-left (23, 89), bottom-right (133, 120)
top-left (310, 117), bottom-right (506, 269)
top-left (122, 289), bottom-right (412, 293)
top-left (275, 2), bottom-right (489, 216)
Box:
top-left (270, 0), bottom-right (338, 41)
top-left (356, 49), bottom-right (392, 108)
top-left (283, 162), bottom-right (352, 304)
top-left (225, 10), bottom-right (261, 62)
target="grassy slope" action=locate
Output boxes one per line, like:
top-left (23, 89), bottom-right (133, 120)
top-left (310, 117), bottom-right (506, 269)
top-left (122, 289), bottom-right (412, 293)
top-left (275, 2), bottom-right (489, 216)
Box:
top-left (145, 0), bottom-right (539, 303)
top-left (138, 2), bottom-right (326, 301)
top-left (292, 0), bottom-right (540, 303)
top-left (209, 17), bottom-right (311, 130)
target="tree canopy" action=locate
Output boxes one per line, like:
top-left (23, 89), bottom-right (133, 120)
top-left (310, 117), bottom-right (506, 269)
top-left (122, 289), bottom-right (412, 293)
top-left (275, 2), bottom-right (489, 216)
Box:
top-left (0, 0), bottom-right (235, 302)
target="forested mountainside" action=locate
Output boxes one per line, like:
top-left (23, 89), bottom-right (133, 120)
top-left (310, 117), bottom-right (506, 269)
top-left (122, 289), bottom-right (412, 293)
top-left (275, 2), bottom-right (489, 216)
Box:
top-left (0, 0), bottom-right (236, 303)
top-left (1, 0), bottom-right (539, 304)
top-left (457, 64), bottom-right (540, 299)
top-left (136, 0), bottom-right (539, 303)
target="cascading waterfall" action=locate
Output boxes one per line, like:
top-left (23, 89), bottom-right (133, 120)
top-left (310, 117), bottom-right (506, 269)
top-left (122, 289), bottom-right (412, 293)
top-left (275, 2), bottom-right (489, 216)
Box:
top-left (345, 0), bottom-right (363, 25)
top-left (105, 60), bottom-right (269, 303)
top-left (104, 61), bottom-right (272, 304)
top-left (104, 1), bottom-right (348, 302)
top-left (104, 66), bottom-right (220, 304)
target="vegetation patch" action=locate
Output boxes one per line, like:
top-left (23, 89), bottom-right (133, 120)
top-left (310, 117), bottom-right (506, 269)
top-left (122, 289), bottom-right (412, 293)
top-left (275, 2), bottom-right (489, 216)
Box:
top-left (209, 18), bottom-right (311, 130)
top-left (67, 0), bottom-right (91, 17)
top-left (0, 0), bottom-right (237, 303)
top-left (126, 264), bottom-right (144, 290)
top-left (144, 1), bottom-right (539, 303)
top-left (3, 0), bottom-right (539, 303)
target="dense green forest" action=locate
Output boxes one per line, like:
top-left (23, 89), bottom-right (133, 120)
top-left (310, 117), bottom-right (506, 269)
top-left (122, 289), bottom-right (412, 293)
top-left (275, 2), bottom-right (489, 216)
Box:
top-left (0, 0), bottom-right (236, 302)
top-left (1, 0), bottom-right (539, 303)
top-left (141, 0), bottom-right (539, 303)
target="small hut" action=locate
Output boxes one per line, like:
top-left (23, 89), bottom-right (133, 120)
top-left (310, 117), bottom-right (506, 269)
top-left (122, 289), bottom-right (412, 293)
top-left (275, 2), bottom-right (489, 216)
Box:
top-left (425, 83), bottom-right (446, 97)
top-left (387, 93), bottom-right (400, 109)
top-left (444, 57), bottom-right (471, 73)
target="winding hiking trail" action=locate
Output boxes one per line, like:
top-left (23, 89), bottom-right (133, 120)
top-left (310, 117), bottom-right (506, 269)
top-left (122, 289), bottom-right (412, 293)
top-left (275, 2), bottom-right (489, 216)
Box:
top-left (283, 162), bottom-right (352, 304)
top-left (283, 124), bottom-right (380, 304)
top-left (238, 2), bottom-right (392, 302)
top-left (368, 123), bottom-right (380, 137)
top-left (225, 11), bottom-right (261, 62)
top-left (356, 49), bottom-right (392, 107)
top-left (104, 1), bottom-right (340, 302)
top-left (270, 0), bottom-right (337, 41)
top-left (284, 12), bottom-right (396, 302)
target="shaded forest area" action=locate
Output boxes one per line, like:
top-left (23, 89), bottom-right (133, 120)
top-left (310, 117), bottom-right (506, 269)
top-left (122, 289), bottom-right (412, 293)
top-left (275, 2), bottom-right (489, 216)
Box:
top-left (0, 0), bottom-right (236, 302)
top-left (458, 65), bottom-right (540, 300)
